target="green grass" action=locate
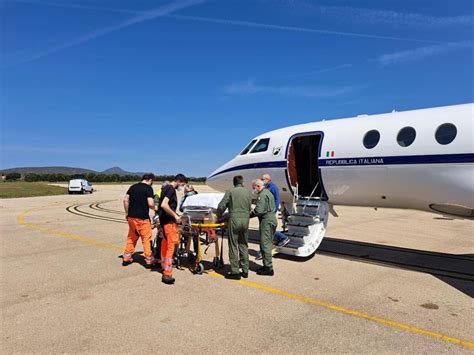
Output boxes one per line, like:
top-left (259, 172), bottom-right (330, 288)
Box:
top-left (0, 182), bottom-right (68, 198)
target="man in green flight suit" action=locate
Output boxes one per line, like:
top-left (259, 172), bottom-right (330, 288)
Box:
top-left (252, 179), bottom-right (277, 276)
top-left (217, 175), bottom-right (252, 280)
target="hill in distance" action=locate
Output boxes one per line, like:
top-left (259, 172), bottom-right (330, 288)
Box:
top-left (101, 166), bottom-right (144, 176)
top-left (0, 166), bottom-right (142, 176)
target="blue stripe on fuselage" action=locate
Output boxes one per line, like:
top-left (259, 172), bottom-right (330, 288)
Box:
top-left (208, 161), bottom-right (287, 178)
top-left (320, 153), bottom-right (474, 167)
top-left (207, 153), bottom-right (474, 178)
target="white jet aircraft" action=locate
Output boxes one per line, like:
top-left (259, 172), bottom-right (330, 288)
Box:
top-left (207, 103), bottom-right (474, 257)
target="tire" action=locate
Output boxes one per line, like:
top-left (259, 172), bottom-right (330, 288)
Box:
top-left (68, 191), bottom-right (73, 195)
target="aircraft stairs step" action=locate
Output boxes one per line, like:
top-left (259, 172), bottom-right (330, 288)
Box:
top-left (277, 196), bottom-right (329, 257)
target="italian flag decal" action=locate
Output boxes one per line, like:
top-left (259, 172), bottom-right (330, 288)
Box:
top-left (326, 151), bottom-right (335, 157)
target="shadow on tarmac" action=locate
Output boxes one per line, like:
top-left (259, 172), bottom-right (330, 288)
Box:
top-left (315, 237), bottom-right (473, 297)
top-left (248, 229), bottom-right (473, 297)
top-left (117, 229), bottom-right (472, 296)
top-left (118, 253), bottom-right (162, 272)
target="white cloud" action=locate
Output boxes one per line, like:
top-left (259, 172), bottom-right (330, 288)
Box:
top-left (6, 1), bottom-right (446, 46)
top-left (6, 0), bottom-right (205, 66)
top-left (320, 6), bottom-right (473, 28)
top-left (224, 80), bottom-right (359, 98)
top-left (20, 0), bottom-right (474, 29)
top-left (376, 41), bottom-right (473, 67)
top-left (167, 14), bottom-right (441, 44)
top-left (264, 1), bottom-right (473, 28)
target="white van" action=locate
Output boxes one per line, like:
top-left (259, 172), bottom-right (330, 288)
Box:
top-left (68, 178), bottom-right (93, 194)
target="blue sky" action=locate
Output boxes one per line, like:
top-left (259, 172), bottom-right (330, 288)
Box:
top-left (1, 0), bottom-right (472, 176)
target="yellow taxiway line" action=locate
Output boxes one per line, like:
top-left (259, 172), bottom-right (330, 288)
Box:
top-left (17, 207), bottom-right (474, 350)
top-left (209, 271), bottom-right (474, 349)
top-left (18, 208), bottom-right (122, 252)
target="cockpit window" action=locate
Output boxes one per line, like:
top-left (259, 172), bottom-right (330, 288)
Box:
top-left (240, 139), bottom-right (257, 155)
top-left (250, 138), bottom-right (270, 153)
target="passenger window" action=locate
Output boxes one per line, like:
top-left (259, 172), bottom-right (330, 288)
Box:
top-left (240, 139), bottom-right (257, 155)
top-left (363, 130), bottom-right (380, 149)
top-left (250, 138), bottom-right (270, 153)
top-left (397, 127), bottom-right (416, 147)
top-left (435, 123), bottom-right (457, 145)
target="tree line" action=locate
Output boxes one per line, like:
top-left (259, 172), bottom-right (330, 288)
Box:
top-left (3, 172), bottom-right (206, 183)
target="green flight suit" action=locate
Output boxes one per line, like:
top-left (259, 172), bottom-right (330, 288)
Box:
top-left (253, 188), bottom-right (277, 269)
top-left (217, 184), bottom-right (252, 274)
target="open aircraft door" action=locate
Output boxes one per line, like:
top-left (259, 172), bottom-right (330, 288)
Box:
top-left (282, 132), bottom-right (329, 257)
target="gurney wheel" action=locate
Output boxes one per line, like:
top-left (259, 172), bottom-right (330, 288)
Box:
top-left (195, 263), bottom-right (204, 275)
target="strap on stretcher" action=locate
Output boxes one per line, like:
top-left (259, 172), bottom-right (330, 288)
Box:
top-left (190, 222), bottom-right (226, 228)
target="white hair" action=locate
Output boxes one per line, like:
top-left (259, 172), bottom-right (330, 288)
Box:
top-left (254, 179), bottom-right (264, 187)
top-left (262, 174), bottom-right (271, 181)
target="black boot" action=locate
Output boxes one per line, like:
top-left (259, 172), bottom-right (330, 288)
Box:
top-left (162, 275), bottom-right (175, 285)
top-left (241, 271), bottom-right (249, 279)
top-left (225, 272), bottom-right (241, 280)
top-left (257, 266), bottom-right (274, 276)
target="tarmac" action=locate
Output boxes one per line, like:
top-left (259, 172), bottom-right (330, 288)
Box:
top-left (1, 184), bottom-right (473, 353)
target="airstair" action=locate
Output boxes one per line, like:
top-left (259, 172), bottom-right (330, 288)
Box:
top-left (278, 183), bottom-right (329, 257)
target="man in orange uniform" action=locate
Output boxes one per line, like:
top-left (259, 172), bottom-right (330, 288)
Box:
top-left (158, 173), bottom-right (188, 285)
top-left (122, 173), bottom-right (157, 267)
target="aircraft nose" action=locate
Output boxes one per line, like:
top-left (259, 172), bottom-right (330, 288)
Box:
top-left (206, 162), bottom-right (231, 192)
top-left (206, 173), bottom-right (217, 189)
top-left (206, 166), bottom-right (223, 190)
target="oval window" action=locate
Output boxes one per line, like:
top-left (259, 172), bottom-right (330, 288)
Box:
top-left (363, 130), bottom-right (380, 149)
top-left (397, 127), bottom-right (416, 147)
top-left (435, 123), bottom-right (457, 145)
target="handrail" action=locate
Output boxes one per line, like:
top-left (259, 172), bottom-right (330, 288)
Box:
top-left (302, 182), bottom-right (319, 215)
top-left (291, 183), bottom-right (299, 212)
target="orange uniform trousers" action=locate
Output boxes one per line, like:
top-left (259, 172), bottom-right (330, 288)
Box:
top-left (161, 223), bottom-right (180, 277)
top-left (123, 217), bottom-right (154, 264)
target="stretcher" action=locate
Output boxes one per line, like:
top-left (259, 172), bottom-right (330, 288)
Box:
top-left (151, 215), bottom-right (226, 273)
top-left (178, 193), bottom-right (227, 274)
top-left (179, 218), bottom-right (226, 274)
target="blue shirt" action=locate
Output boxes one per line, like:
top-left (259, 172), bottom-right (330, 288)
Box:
top-left (266, 181), bottom-right (280, 212)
